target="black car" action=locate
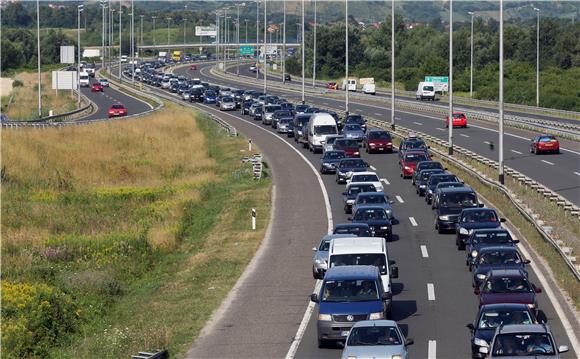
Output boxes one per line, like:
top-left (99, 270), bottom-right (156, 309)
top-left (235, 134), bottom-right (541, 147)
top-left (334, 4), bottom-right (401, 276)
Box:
top-left (333, 223), bottom-right (372, 237)
top-left (466, 228), bottom-right (519, 267)
top-left (412, 161), bottom-right (445, 185)
top-left (431, 182), bottom-right (466, 209)
top-left (293, 114), bottom-right (311, 143)
top-left (253, 106), bottom-right (264, 121)
top-left (456, 208), bottom-right (505, 250)
top-left (241, 100), bottom-right (254, 115)
top-left (426, 173), bottom-right (461, 204)
top-left (272, 110), bottom-right (294, 129)
top-left (343, 114), bottom-right (366, 132)
top-left (336, 158), bottom-right (370, 184)
top-left (467, 303), bottom-right (537, 358)
top-left (435, 187), bottom-right (481, 234)
top-left (190, 88), bottom-right (204, 102)
top-left (342, 183), bottom-right (377, 214)
top-left (415, 169), bottom-right (445, 196)
top-left (350, 206), bottom-right (393, 240)
top-left (399, 138), bottom-right (428, 159)
top-left (471, 246), bottom-right (530, 288)
top-left (280, 102), bottom-right (295, 114)
top-left (320, 150), bottom-right (347, 174)
top-left (295, 104), bottom-right (310, 114)
top-left (284, 74), bottom-right (292, 81)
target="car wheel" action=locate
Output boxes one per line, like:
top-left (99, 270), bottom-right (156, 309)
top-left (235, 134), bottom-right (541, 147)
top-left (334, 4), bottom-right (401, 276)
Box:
top-left (555, 149), bottom-right (560, 154)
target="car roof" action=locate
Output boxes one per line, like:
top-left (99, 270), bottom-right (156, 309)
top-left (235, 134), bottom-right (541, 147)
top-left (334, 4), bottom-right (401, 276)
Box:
top-left (335, 223), bottom-right (370, 229)
top-left (351, 171), bottom-right (378, 176)
top-left (473, 228), bottom-right (510, 234)
top-left (352, 319), bottom-right (398, 328)
top-left (347, 182), bottom-right (377, 189)
top-left (356, 192), bottom-right (386, 198)
top-left (324, 265), bottom-right (379, 280)
top-left (331, 237), bottom-right (386, 254)
top-left (322, 233), bottom-right (353, 242)
top-left (461, 207), bottom-right (496, 213)
top-left (487, 269), bottom-right (526, 277)
top-left (497, 324), bottom-right (551, 335)
top-left (480, 303), bottom-right (531, 311)
top-left (478, 246), bottom-right (519, 253)
top-left (440, 186), bottom-right (475, 193)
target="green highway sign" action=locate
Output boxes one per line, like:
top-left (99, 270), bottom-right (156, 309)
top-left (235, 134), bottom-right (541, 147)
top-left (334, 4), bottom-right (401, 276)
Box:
top-left (425, 76), bottom-right (448, 83)
top-left (240, 45), bottom-right (255, 55)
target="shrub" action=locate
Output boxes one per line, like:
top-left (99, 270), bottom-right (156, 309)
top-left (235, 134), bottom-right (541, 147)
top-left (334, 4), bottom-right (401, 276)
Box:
top-left (13, 79), bottom-right (23, 87)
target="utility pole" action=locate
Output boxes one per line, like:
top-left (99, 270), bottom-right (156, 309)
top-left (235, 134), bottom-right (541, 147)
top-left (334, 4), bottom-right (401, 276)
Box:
top-left (312, 0), bottom-right (317, 87)
top-left (245, 19), bottom-right (249, 43)
top-left (499, 0), bottom-right (504, 184)
top-left (36, 0), bottom-right (42, 117)
top-left (111, 8), bottom-right (115, 69)
top-left (391, 0), bottom-right (395, 130)
top-left (183, 18), bottom-right (187, 44)
top-left (468, 11), bottom-right (474, 98)
top-left (263, 0), bottom-right (267, 94)
top-left (533, 6), bottom-right (540, 107)
top-left (77, 4), bottom-right (83, 107)
top-left (256, 1), bottom-right (259, 79)
top-left (152, 16), bottom-right (157, 46)
top-left (448, 0), bottom-right (453, 155)
top-left (167, 17), bottom-right (171, 47)
top-left (282, 0), bottom-right (286, 83)
top-left (130, 0), bottom-right (134, 85)
top-left (345, 0), bottom-right (349, 115)
top-left (118, 4), bottom-right (122, 81)
top-left (215, 12), bottom-right (220, 66)
top-left (101, 1), bottom-right (106, 69)
top-left (140, 15), bottom-right (144, 61)
top-left (301, 0), bottom-right (305, 104)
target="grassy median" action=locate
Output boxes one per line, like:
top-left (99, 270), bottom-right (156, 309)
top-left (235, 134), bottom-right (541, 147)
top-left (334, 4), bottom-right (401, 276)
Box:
top-left (1, 103), bottom-right (271, 358)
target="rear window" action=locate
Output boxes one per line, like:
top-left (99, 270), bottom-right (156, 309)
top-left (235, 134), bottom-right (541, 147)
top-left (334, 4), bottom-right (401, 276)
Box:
top-left (423, 86), bottom-right (434, 91)
top-left (265, 106), bottom-right (281, 112)
top-left (539, 136), bottom-right (556, 142)
top-left (112, 104), bottom-right (124, 109)
top-left (335, 139), bottom-right (358, 148)
top-left (404, 153), bottom-right (429, 163)
top-left (368, 131), bottom-right (391, 140)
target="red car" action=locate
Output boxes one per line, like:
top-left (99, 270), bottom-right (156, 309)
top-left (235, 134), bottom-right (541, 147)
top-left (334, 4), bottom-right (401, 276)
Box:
top-left (445, 112), bottom-right (468, 128)
top-left (190, 64), bottom-right (197, 71)
top-left (363, 129), bottom-right (393, 153)
top-left (327, 82), bottom-right (338, 90)
top-left (91, 83), bottom-right (104, 92)
top-left (108, 104), bottom-right (127, 118)
top-left (474, 269), bottom-right (541, 311)
top-left (399, 151), bottom-right (431, 178)
top-left (530, 135), bottom-right (560, 154)
top-left (334, 139), bottom-right (360, 158)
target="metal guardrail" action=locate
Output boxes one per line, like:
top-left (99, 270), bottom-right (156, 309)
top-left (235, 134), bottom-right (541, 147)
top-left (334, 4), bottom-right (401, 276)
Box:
top-left (131, 349), bottom-right (168, 359)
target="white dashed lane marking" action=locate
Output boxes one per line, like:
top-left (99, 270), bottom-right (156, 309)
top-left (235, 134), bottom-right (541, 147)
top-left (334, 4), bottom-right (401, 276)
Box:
top-left (541, 160), bottom-right (554, 166)
top-left (413, 121), bottom-right (423, 126)
top-left (427, 283), bottom-right (436, 301)
top-left (428, 340), bottom-right (437, 359)
top-left (409, 217), bottom-right (418, 227)
top-left (380, 178), bottom-right (390, 185)
top-left (460, 134), bottom-right (470, 138)
top-left (396, 195), bottom-right (404, 203)
top-left (511, 149), bottom-right (523, 155)
top-left (420, 245), bottom-right (429, 258)
top-left (370, 165), bottom-right (377, 170)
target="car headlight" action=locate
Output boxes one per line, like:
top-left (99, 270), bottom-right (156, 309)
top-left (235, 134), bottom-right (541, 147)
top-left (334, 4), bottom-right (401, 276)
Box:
top-left (439, 215), bottom-right (450, 221)
top-left (346, 199), bottom-right (355, 205)
top-left (380, 226), bottom-right (389, 230)
top-left (386, 210), bottom-right (392, 216)
top-left (476, 274), bottom-right (486, 280)
top-left (471, 250), bottom-right (478, 258)
top-left (428, 189), bottom-right (433, 194)
top-left (391, 356), bottom-right (403, 359)
top-left (318, 314), bottom-right (332, 321)
top-left (459, 227), bottom-right (469, 235)
top-left (369, 312), bottom-right (384, 320)
top-left (419, 184), bottom-right (426, 188)
top-left (369, 143), bottom-right (376, 147)
top-left (347, 171), bottom-right (354, 177)
top-left (354, 151), bottom-right (360, 155)
top-left (347, 356), bottom-right (357, 359)
top-left (314, 259), bottom-right (325, 264)
top-left (404, 166), bottom-right (411, 170)
top-left (474, 337), bottom-right (489, 347)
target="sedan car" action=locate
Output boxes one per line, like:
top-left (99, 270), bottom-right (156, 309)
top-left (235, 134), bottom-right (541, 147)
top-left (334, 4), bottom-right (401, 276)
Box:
top-left (333, 223), bottom-right (372, 237)
top-left (253, 106), bottom-right (264, 121)
top-left (271, 110), bottom-right (293, 129)
top-left (467, 304), bottom-right (537, 358)
top-left (475, 269), bottom-right (541, 310)
top-left (412, 161), bottom-right (445, 185)
top-left (295, 104), bottom-right (310, 114)
top-left (277, 118), bottom-right (293, 134)
top-left (352, 192), bottom-right (394, 220)
top-left (284, 74), bottom-right (292, 81)
top-left (334, 138), bottom-right (361, 158)
top-left (327, 82), bottom-right (338, 90)
top-left (426, 173), bottom-right (461, 205)
top-left (343, 114), bottom-right (367, 132)
top-left (399, 151), bottom-right (431, 178)
top-left (348, 171), bottom-right (384, 192)
top-left (336, 158), bottom-right (370, 184)
top-left (219, 96), bottom-right (236, 111)
top-left (320, 150), bottom-right (346, 174)
top-left (341, 320), bottom-right (413, 359)
top-left (107, 104), bottom-right (127, 118)
top-left (479, 324), bottom-right (568, 358)
top-left (472, 246), bottom-right (530, 288)
top-left (399, 137), bottom-right (428, 159)
top-left (342, 124), bottom-right (365, 142)
top-left (350, 206), bottom-right (392, 240)
top-left (435, 187), bottom-right (481, 233)
top-left (98, 78), bottom-right (110, 87)
top-left (262, 105), bottom-right (282, 125)
top-left (445, 111), bottom-right (468, 128)
top-left (456, 208), bottom-right (506, 250)
top-left (343, 182), bottom-right (377, 213)
top-left (466, 229), bottom-right (519, 267)
top-left (91, 82), bottom-right (104, 92)
top-left (363, 130), bottom-right (393, 153)
top-left (203, 90), bottom-right (217, 104)
top-left (415, 169), bottom-right (445, 196)
top-left (530, 135), bottom-right (560, 154)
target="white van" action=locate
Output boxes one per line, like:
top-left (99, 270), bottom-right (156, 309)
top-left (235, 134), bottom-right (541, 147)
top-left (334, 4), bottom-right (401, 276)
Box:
top-left (79, 72), bottom-right (90, 87)
top-left (121, 55), bottom-right (128, 63)
top-left (327, 236), bottom-right (399, 316)
top-left (308, 113), bottom-right (338, 153)
top-left (416, 81), bottom-right (436, 101)
top-left (342, 78), bottom-right (357, 92)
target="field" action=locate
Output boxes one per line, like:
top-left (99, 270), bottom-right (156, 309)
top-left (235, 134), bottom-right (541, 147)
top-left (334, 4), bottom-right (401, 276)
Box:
top-left (1, 104), bottom-right (271, 358)
top-left (1, 71), bottom-right (79, 120)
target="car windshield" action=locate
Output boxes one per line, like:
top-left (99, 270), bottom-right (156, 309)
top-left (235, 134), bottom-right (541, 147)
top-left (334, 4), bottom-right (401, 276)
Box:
top-left (315, 125), bottom-right (337, 135)
top-left (404, 153), bottom-right (429, 163)
top-left (357, 195), bottom-right (386, 205)
top-left (222, 97), bottom-right (233, 102)
top-left (340, 160), bottom-right (367, 168)
top-left (352, 174), bottom-right (379, 182)
top-left (478, 251), bottom-right (521, 265)
top-left (205, 91), bottom-right (215, 96)
top-left (296, 105), bottom-right (309, 112)
top-left (420, 171), bottom-right (441, 181)
top-left (405, 141), bottom-right (427, 149)
top-left (334, 226), bottom-right (371, 237)
top-left (477, 309), bottom-right (533, 329)
top-left (346, 116), bottom-right (364, 124)
top-left (440, 192), bottom-right (477, 207)
top-left (436, 182), bottom-right (464, 190)
top-left (279, 119), bottom-right (292, 124)
top-left (321, 279), bottom-right (379, 302)
top-left (483, 276), bottom-right (532, 293)
top-left (492, 333), bottom-right (555, 356)
top-left (368, 131), bottom-right (390, 140)
top-left (472, 231), bottom-right (512, 245)
top-left (319, 240), bottom-right (331, 251)
top-left (354, 208), bottom-right (387, 220)
top-left (324, 151), bottom-right (345, 159)
top-left (326, 137), bottom-right (340, 145)
top-left (275, 111), bottom-right (292, 117)
top-left (461, 210), bottom-right (498, 223)
top-left (344, 124), bottom-right (362, 131)
top-left (453, 113), bottom-right (465, 119)
top-left (348, 185), bottom-right (375, 195)
top-left (430, 175), bottom-right (459, 186)
top-left (329, 254), bottom-right (387, 274)
top-left (335, 139), bottom-right (359, 148)
top-left (347, 326), bottom-right (402, 346)
top-left (265, 106), bottom-right (281, 112)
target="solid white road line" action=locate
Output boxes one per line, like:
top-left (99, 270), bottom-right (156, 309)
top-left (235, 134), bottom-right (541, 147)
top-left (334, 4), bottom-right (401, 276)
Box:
top-left (413, 121), bottom-right (423, 126)
top-left (370, 165), bottom-right (377, 170)
top-left (460, 134), bottom-right (470, 138)
top-left (435, 128), bottom-right (445, 131)
top-left (409, 217), bottom-right (418, 227)
top-left (427, 283), bottom-right (436, 301)
top-left (380, 178), bottom-right (390, 185)
top-left (511, 149), bottom-right (523, 155)
top-left (420, 245), bottom-right (429, 258)
top-left (574, 172), bottom-right (580, 176)
top-left (541, 160), bottom-right (554, 166)
top-left (374, 112), bottom-right (383, 116)
top-left (428, 340), bottom-right (437, 359)
top-left (396, 195), bottom-right (404, 203)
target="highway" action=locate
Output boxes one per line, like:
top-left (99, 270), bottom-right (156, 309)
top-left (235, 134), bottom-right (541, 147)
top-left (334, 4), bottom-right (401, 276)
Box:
top-left (139, 66), bottom-right (579, 358)
top-left (186, 62), bottom-right (580, 207)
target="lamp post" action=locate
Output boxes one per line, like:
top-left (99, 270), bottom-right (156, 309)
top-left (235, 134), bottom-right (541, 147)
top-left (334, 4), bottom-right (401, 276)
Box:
top-left (256, 1), bottom-right (259, 79)
top-left (282, 0), bottom-right (286, 83)
top-left (101, 2), bottom-right (107, 69)
top-left (130, 0), bottom-right (134, 85)
top-left (245, 19), bottom-right (249, 43)
top-left (111, 8), bottom-right (115, 68)
top-left (118, 4), bottom-right (122, 81)
top-left (499, 0), bottom-right (504, 184)
top-left (301, 0), bottom-right (305, 104)
top-left (152, 16), bottom-right (156, 46)
top-left (263, 0), bottom-right (267, 94)
top-left (390, 0), bottom-right (395, 130)
top-left (183, 18), bottom-right (187, 44)
top-left (37, 0), bottom-right (41, 117)
top-left (533, 6), bottom-right (540, 107)
top-left (345, 0), bottom-right (349, 115)
top-left (140, 15), bottom-right (144, 54)
top-left (166, 17), bottom-right (171, 47)
top-left (448, 0), bottom-right (453, 155)
top-left (235, 3), bottom-right (246, 76)
top-left (215, 12), bottom-right (220, 66)
top-left (312, 0), bottom-right (317, 87)
top-left (468, 11), bottom-right (474, 98)
top-left (77, 5), bottom-right (83, 107)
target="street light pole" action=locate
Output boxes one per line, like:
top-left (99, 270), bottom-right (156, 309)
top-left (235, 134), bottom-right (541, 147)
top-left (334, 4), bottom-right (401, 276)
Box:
top-left (534, 7), bottom-right (540, 107)
top-left (256, 1), bottom-right (259, 79)
top-left (282, 0), bottom-right (286, 83)
top-left (215, 12), bottom-right (220, 66)
top-left (345, 0), bottom-right (349, 115)
top-left (245, 19), bottom-right (249, 43)
top-left (77, 5), bottom-right (83, 107)
top-left (184, 18), bottom-right (187, 45)
top-left (499, 0), bottom-right (504, 184)
top-left (468, 11), bottom-right (474, 98)
top-left (390, 0), bottom-right (395, 130)
top-left (152, 16), bottom-right (157, 46)
top-left (312, 0), bottom-right (317, 87)
top-left (118, 4), bottom-right (122, 81)
top-left (36, 0), bottom-right (41, 117)
top-left (140, 15), bottom-right (144, 54)
top-left (301, 0), bottom-right (305, 104)
top-left (167, 17), bottom-right (171, 47)
top-left (130, 0), bottom-right (134, 85)
top-left (448, 0), bottom-right (453, 155)
top-left (111, 8), bottom-right (115, 69)
top-left (263, 0), bottom-right (267, 94)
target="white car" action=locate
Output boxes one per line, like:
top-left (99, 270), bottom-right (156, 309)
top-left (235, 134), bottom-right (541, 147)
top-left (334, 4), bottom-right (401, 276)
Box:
top-left (98, 78), bottom-right (109, 87)
top-left (347, 171), bottom-right (384, 192)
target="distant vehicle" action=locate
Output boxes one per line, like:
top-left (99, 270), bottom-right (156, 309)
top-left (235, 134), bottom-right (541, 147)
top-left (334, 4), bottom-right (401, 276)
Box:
top-left (253, 106), bottom-right (264, 121)
top-left (91, 82), bottom-right (104, 92)
top-left (342, 78), bottom-right (357, 91)
top-left (342, 320), bottom-right (413, 359)
top-left (342, 182), bottom-right (377, 214)
top-left (530, 135), bottom-right (560, 154)
top-left (352, 192), bottom-right (394, 220)
top-left (456, 208), bottom-right (506, 250)
top-left (79, 72), bottom-right (90, 87)
top-left (203, 90), bottom-right (217, 104)
top-left (344, 114), bottom-right (367, 132)
top-left (414, 169), bottom-right (445, 196)
top-left (348, 172), bottom-right (384, 192)
top-left (284, 74), bottom-right (291, 81)
top-left (121, 55), bottom-right (128, 63)
top-left (249, 64), bottom-right (257, 72)
top-left (350, 206), bottom-right (393, 240)
top-left (478, 324), bottom-right (568, 358)
top-left (262, 105), bottom-right (282, 125)
top-left (360, 77), bottom-right (376, 95)
top-left (327, 82), bottom-right (338, 90)
top-left (108, 104), bottom-right (127, 118)
top-left (416, 81), bottom-right (435, 101)
top-left (293, 114), bottom-right (311, 144)
top-left (336, 158), bottom-right (370, 184)
top-left (342, 124), bottom-right (365, 143)
top-left (412, 161), bottom-right (445, 185)
top-left (157, 51), bottom-right (167, 62)
top-left (445, 111), bottom-right (468, 128)
top-left (172, 51), bottom-right (182, 62)
top-left (190, 64), bottom-right (197, 71)
top-left (277, 118), bottom-right (293, 134)
top-left (322, 135), bottom-right (344, 152)
top-left (295, 104), bottom-right (310, 114)
top-left (363, 130), bottom-right (393, 153)
top-left (98, 78), bottom-right (109, 87)
top-left (308, 113), bottom-right (339, 153)
top-left (219, 96), bottom-right (236, 111)
top-left (427, 173), bottom-right (462, 205)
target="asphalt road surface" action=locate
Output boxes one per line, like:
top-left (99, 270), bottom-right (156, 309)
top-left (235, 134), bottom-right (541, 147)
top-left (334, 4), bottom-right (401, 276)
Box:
top-left (187, 63), bottom-right (580, 207)
top-left (142, 69), bottom-right (579, 358)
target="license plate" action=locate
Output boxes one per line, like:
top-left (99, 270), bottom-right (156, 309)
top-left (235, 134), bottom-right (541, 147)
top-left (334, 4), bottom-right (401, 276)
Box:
top-left (341, 330), bottom-right (350, 337)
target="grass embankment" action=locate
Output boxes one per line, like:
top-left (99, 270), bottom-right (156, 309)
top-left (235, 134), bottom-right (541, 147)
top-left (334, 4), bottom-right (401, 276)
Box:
top-left (1, 70), bottom-right (79, 120)
top-left (1, 103), bottom-right (271, 358)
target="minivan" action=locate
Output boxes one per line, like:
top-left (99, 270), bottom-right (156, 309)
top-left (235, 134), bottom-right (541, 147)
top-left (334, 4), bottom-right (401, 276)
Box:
top-left (416, 81), bottom-right (436, 101)
top-left (308, 113), bottom-right (339, 153)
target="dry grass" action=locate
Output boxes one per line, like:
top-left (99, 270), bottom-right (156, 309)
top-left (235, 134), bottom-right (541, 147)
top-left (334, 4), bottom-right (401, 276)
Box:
top-left (2, 71), bottom-right (78, 120)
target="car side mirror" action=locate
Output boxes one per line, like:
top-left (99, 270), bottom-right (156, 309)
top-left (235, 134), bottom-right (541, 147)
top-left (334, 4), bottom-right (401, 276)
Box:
top-left (381, 292), bottom-right (392, 301)
top-left (389, 200), bottom-right (395, 204)
top-left (500, 218), bottom-right (506, 222)
top-left (466, 323), bottom-right (475, 331)
top-left (312, 247), bottom-right (317, 251)
top-left (342, 192), bottom-right (347, 196)
top-left (479, 346), bottom-right (489, 355)
top-left (534, 287), bottom-right (542, 293)
top-left (513, 240), bottom-right (520, 244)
top-left (347, 217), bottom-right (352, 221)
top-left (310, 293), bottom-right (319, 303)
top-left (390, 266), bottom-right (399, 279)
top-left (405, 338), bottom-right (414, 346)
top-left (474, 287), bottom-right (480, 295)
top-left (478, 203), bottom-right (485, 208)
top-left (558, 345), bottom-right (569, 354)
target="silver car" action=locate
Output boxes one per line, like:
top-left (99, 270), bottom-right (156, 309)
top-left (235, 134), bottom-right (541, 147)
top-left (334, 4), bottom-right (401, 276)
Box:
top-left (277, 118), bottom-right (293, 134)
top-left (323, 135), bottom-right (344, 152)
top-left (181, 91), bottom-right (191, 101)
top-left (352, 192), bottom-right (395, 220)
top-left (219, 96), bottom-right (236, 111)
top-left (312, 234), bottom-right (351, 279)
top-left (262, 105), bottom-right (281, 125)
top-left (479, 324), bottom-right (569, 358)
top-left (341, 320), bottom-right (413, 359)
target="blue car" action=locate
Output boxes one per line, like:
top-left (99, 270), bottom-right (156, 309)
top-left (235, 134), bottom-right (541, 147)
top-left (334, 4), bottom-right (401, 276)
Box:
top-left (471, 246), bottom-right (530, 288)
top-left (456, 208), bottom-right (506, 250)
top-left (203, 90), bottom-right (217, 104)
top-left (311, 265), bottom-right (391, 348)
top-left (342, 123), bottom-right (366, 142)
top-left (415, 168), bottom-right (445, 196)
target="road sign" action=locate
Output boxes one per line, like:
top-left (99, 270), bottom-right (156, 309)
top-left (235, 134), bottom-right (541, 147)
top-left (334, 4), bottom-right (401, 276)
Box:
top-left (52, 71), bottom-right (77, 90)
top-left (425, 76), bottom-right (449, 92)
top-left (60, 46), bottom-right (75, 64)
top-left (240, 45), bottom-right (254, 55)
top-left (195, 26), bottom-right (217, 37)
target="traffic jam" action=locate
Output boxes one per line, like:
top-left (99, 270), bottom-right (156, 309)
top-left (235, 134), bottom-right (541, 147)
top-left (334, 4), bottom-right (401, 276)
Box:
top-left (127, 61), bottom-right (569, 359)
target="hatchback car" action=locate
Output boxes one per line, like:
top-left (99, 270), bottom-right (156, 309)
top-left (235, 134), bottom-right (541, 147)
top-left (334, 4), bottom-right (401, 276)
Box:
top-left (203, 90), bottom-right (217, 104)
top-left (472, 247), bottom-right (530, 288)
top-left (107, 104), bottom-right (127, 118)
top-left (352, 192), bottom-right (394, 220)
top-left (334, 138), bottom-right (361, 158)
top-left (466, 229), bottom-right (519, 267)
top-left (98, 78), bottom-right (109, 87)
top-left (479, 324), bottom-right (568, 358)
top-left (400, 151), bottom-right (431, 178)
top-left (320, 150), bottom-right (346, 174)
top-left (530, 135), bottom-right (560, 154)
top-left (219, 96), bottom-right (236, 111)
top-left (475, 269), bottom-right (541, 311)
top-left (342, 320), bottom-right (413, 359)
top-left (412, 161), bottom-right (445, 185)
top-left (348, 172), bottom-right (384, 192)
top-left (427, 173), bottom-right (462, 205)
top-left (336, 158), bottom-right (370, 184)
top-left (456, 208), bottom-right (505, 250)
top-left (271, 110), bottom-right (293, 129)
top-left (445, 111), bottom-right (468, 128)
top-left (263, 105), bottom-right (282, 125)
top-left (350, 207), bottom-right (392, 240)
top-left (435, 187), bottom-right (481, 233)
top-left (363, 130), bottom-right (393, 153)
top-left (91, 82), bottom-right (104, 92)
top-left (343, 114), bottom-right (367, 132)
